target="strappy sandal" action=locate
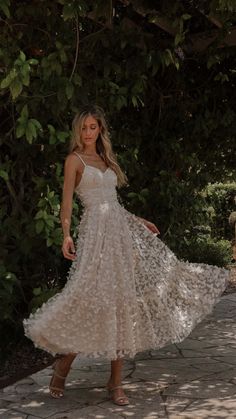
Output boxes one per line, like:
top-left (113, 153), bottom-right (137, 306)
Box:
top-left (49, 359), bottom-right (66, 398)
top-left (107, 385), bottom-right (130, 406)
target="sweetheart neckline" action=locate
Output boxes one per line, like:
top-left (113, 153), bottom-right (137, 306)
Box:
top-left (74, 165), bottom-right (112, 191)
top-left (85, 165), bottom-right (110, 175)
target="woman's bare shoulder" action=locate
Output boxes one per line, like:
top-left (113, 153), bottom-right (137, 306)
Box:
top-left (64, 152), bottom-right (84, 173)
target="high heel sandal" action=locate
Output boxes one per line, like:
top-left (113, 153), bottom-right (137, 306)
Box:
top-left (49, 359), bottom-right (67, 398)
top-left (107, 384), bottom-right (130, 406)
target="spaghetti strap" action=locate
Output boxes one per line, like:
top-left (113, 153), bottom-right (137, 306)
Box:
top-left (73, 151), bottom-right (86, 167)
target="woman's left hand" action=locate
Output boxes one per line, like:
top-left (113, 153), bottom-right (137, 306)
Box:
top-left (139, 217), bottom-right (160, 235)
top-left (144, 220), bottom-right (160, 235)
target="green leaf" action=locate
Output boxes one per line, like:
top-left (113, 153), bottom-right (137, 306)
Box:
top-left (182, 13), bottom-right (191, 20)
top-left (66, 82), bottom-right (74, 99)
top-left (1, 75), bottom-right (11, 89)
top-left (55, 41), bottom-right (62, 49)
top-left (33, 287), bottom-right (41, 296)
top-left (21, 72), bottom-right (29, 86)
top-left (16, 124), bottom-right (25, 138)
top-left (21, 61), bottom-right (30, 75)
top-left (174, 33), bottom-right (183, 46)
top-left (42, 209), bottom-right (48, 220)
top-left (163, 49), bottom-right (174, 67)
top-left (36, 219), bottom-right (44, 234)
top-left (46, 237), bottom-right (53, 247)
top-left (73, 74), bottom-right (82, 86)
top-left (47, 124), bottom-right (56, 134)
top-left (140, 188), bottom-right (149, 197)
top-left (59, 49), bottom-right (67, 63)
top-left (30, 119), bottom-right (42, 130)
top-left (1, 68), bottom-right (17, 88)
top-left (19, 51), bottom-right (26, 62)
top-left (0, 169), bottom-right (9, 181)
top-left (131, 96), bottom-right (138, 107)
top-left (9, 68), bottom-right (18, 81)
top-left (45, 218), bottom-right (54, 228)
top-left (62, 3), bottom-right (75, 20)
top-left (28, 120), bottom-right (37, 138)
top-left (0, 2), bottom-right (10, 18)
top-left (214, 72), bottom-right (229, 83)
top-left (5, 272), bottom-right (17, 282)
top-left (28, 58), bottom-right (38, 65)
top-left (127, 192), bottom-right (137, 198)
top-left (49, 135), bottom-right (56, 145)
top-left (48, 190), bottom-right (55, 198)
top-left (2, 280), bottom-right (13, 294)
top-left (57, 131), bottom-right (68, 142)
top-left (10, 78), bottom-right (23, 99)
top-left (175, 61), bottom-right (180, 70)
top-left (35, 210), bottom-right (44, 220)
top-left (207, 55), bottom-right (220, 69)
top-left (25, 125), bottom-right (33, 143)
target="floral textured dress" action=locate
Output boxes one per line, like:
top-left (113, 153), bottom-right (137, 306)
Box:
top-left (24, 153), bottom-right (229, 360)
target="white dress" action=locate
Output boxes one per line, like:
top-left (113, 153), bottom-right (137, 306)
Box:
top-left (24, 153), bottom-right (229, 360)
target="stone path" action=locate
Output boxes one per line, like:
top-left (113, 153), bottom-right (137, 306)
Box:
top-left (1, 293), bottom-right (236, 418)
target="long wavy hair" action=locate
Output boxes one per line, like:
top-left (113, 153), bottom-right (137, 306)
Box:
top-left (70, 105), bottom-right (128, 188)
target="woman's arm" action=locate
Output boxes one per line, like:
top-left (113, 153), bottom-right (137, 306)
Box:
top-left (60, 154), bottom-right (81, 260)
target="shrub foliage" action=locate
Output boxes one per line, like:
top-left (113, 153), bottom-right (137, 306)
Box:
top-left (0, 0), bottom-right (235, 346)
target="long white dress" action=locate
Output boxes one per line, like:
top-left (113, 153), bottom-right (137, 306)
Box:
top-left (24, 153), bottom-right (229, 360)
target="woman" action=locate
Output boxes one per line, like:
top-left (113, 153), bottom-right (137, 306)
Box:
top-left (24, 105), bottom-right (229, 406)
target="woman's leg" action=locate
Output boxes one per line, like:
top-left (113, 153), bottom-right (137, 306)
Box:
top-left (107, 358), bottom-right (129, 404)
top-left (49, 352), bottom-right (77, 398)
top-left (108, 358), bottom-right (123, 386)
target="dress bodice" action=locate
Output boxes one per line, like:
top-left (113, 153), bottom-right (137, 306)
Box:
top-left (74, 154), bottom-right (118, 209)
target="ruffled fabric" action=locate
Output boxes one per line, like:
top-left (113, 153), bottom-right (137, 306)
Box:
top-left (23, 165), bottom-right (229, 359)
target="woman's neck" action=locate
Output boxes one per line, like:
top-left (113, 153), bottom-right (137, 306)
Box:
top-left (82, 145), bottom-right (97, 155)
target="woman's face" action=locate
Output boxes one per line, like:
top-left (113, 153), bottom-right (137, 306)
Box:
top-left (80, 115), bottom-right (100, 147)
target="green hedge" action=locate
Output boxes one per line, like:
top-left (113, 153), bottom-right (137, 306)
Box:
top-left (0, 1), bottom-right (236, 353)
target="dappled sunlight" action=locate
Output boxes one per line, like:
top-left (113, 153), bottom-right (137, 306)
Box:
top-left (1, 294), bottom-right (236, 418)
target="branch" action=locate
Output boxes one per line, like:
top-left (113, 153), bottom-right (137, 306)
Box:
top-left (186, 27), bottom-right (236, 52)
top-left (87, 0), bottom-right (114, 29)
top-left (148, 13), bottom-right (177, 36)
top-left (86, 3), bottom-right (236, 52)
top-left (118, 1), bottom-right (177, 36)
top-left (80, 27), bottom-right (106, 44)
top-left (122, 4), bottom-right (236, 51)
top-left (5, 179), bottom-right (25, 217)
top-left (69, 13), bottom-right (79, 82)
top-left (206, 14), bottom-right (223, 29)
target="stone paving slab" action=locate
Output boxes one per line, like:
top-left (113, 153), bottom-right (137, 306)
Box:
top-left (0, 294), bottom-right (236, 418)
top-left (168, 396), bottom-right (236, 418)
top-left (47, 406), bottom-right (123, 418)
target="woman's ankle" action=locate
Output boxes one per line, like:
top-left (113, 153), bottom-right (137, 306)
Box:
top-left (107, 377), bottom-right (122, 387)
top-left (56, 354), bottom-right (75, 374)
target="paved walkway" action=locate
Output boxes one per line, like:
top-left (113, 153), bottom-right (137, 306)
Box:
top-left (1, 293), bottom-right (236, 419)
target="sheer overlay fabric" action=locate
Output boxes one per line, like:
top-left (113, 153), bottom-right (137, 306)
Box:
top-left (23, 153), bottom-right (229, 359)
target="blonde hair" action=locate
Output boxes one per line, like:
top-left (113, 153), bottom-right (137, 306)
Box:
top-left (70, 105), bottom-right (128, 188)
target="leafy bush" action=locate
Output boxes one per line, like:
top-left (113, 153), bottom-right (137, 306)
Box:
top-left (178, 237), bottom-right (232, 267)
top-left (203, 182), bottom-right (236, 241)
top-left (170, 182), bottom-right (236, 264)
top-left (0, 1), bottom-right (236, 353)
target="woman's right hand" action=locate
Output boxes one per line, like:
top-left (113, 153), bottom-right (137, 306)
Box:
top-left (62, 236), bottom-right (76, 261)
